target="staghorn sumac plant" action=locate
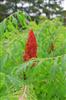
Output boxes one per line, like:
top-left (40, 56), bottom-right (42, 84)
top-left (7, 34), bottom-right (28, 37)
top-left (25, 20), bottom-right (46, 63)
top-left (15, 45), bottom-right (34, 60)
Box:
top-left (23, 29), bottom-right (37, 61)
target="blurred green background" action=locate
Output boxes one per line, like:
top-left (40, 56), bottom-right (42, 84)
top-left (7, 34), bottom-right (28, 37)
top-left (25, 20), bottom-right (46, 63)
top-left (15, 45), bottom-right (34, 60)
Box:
top-left (0, 0), bottom-right (66, 25)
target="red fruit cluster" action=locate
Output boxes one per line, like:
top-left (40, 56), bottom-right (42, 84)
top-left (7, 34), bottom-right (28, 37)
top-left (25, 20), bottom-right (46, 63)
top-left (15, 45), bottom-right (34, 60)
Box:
top-left (23, 29), bottom-right (37, 61)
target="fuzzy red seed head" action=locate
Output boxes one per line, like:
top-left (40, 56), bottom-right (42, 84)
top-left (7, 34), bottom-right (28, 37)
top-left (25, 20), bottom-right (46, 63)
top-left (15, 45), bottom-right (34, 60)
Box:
top-left (23, 29), bottom-right (37, 61)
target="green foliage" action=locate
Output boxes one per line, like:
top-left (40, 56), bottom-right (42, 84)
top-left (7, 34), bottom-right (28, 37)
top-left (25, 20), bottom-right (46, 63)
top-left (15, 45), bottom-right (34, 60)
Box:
top-left (0, 10), bottom-right (30, 36)
top-left (0, 11), bottom-right (66, 100)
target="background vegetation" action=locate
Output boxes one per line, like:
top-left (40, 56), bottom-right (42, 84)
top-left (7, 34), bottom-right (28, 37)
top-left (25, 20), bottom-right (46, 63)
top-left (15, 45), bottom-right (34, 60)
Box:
top-left (0, 0), bottom-right (66, 24)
